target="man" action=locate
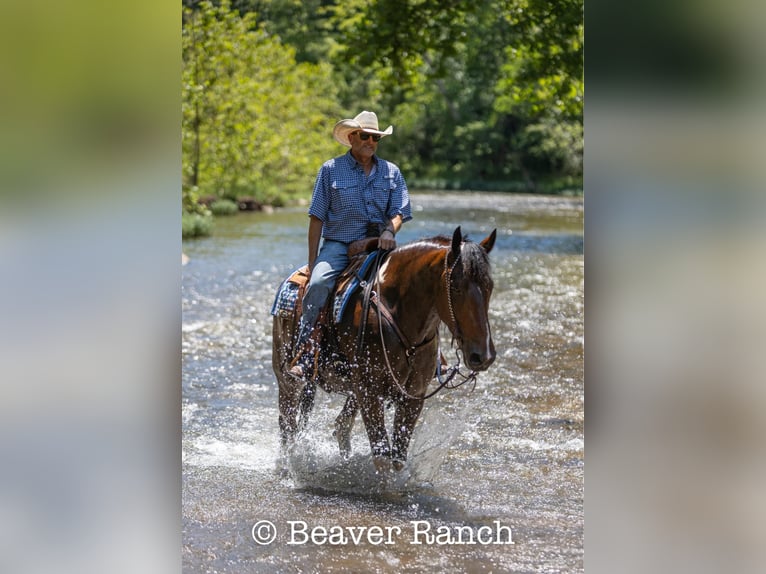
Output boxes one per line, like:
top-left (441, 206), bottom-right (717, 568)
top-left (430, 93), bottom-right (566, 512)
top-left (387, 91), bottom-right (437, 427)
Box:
top-left (288, 110), bottom-right (412, 380)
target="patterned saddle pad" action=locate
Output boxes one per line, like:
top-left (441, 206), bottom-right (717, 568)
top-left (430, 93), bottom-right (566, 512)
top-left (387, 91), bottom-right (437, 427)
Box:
top-left (270, 265), bottom-right (310, 318)
top-left (270, 251), bottom-right (382, 323)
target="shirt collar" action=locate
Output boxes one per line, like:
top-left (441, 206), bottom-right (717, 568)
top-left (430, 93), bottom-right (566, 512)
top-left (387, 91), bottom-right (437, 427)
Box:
top-left (346, 150), bottom-right (378, 171)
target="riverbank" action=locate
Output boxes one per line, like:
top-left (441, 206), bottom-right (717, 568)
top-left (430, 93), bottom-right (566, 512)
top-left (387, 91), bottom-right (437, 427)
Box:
top-left (409, 177), bottom-right (583, 196)
top-left (182, 185), bottom-right (583, 240)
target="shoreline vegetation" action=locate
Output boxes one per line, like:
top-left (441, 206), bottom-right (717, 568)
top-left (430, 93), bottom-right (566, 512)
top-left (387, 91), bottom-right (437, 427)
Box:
top-left (182, 182), bottom-right (583, 240)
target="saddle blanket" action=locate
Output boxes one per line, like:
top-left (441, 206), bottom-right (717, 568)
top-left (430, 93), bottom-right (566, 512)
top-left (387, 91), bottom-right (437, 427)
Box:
top-left (270, 251), bottom-right (382, 323)
top-left (270, 265), bottom-right (310, 318)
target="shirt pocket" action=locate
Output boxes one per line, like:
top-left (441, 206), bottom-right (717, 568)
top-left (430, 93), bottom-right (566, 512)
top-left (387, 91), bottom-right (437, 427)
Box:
top-left (372, 175), bottom-right (397, 215)
top-left (331, 179), bottom-right (361, 219)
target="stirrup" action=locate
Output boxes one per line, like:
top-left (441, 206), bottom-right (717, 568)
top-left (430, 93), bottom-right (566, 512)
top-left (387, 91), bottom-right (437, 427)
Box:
top-left (287, 363), bottom-right (306, 381)
top-left (287, 352), bottom-right (313, 382)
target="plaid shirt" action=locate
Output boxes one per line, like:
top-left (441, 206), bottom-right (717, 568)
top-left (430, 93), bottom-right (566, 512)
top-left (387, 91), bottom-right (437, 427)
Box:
top-left (308, 151), bottom-right (412, 243)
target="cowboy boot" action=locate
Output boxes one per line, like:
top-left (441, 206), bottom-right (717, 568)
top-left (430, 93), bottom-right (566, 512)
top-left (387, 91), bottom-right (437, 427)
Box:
top-left (287, 341), bottom-right (315, 382)
top-left (288, 323), bottom-right (324, 381)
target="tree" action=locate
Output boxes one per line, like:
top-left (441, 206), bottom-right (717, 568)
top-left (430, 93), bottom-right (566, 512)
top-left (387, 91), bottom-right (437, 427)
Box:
top-left (182, 0), bottom-right (340, 208)
top-left (494, 0), bottom-right (583, 179)
top-left (182, 0), bottom-right (583, 199)
top-left (329, 0), bottom-right (583, 188)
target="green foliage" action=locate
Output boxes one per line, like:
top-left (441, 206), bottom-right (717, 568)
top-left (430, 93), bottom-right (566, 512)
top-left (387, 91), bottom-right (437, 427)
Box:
top-left (516, 119), bottom-right (583, 177)
top-left (228, 0), bottom-right (337, 63)
top-left (182, 185), bottom-right (211, 216)
top-left (182, 212), bottom-right (213, 239)
top-left (182, 0), bottom-right (340, 206)
top-left (494, 0), bottom-right (583, 119)
top-left (327, 0), bottom-right (583, 185)
top-left (209, 198), bottom-right (239, 216)
top-left (182, 0), bottom-right (583, 198)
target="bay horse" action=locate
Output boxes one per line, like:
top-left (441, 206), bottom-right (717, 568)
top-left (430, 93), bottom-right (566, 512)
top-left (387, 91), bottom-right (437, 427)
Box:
top-left (272, 226), bottom-right (496, 472)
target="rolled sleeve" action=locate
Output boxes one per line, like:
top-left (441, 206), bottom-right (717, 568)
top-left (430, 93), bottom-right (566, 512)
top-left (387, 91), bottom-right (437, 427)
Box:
top-left (308, 163), bottom-right (331, 221)
top-left (387, 166), bottom-right (412, 223)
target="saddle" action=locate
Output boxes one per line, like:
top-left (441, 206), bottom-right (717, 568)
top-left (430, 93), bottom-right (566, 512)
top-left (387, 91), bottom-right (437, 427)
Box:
top-left (270, 238), bottom-right (382, 324)
top-left (331, 248), bottom-right (386, 324)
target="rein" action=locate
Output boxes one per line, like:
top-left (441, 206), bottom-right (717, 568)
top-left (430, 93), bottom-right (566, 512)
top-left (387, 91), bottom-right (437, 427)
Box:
top-left (365, 245), bottom-right (479, 401)
top-left (356, 249), bottom-right (388, 355)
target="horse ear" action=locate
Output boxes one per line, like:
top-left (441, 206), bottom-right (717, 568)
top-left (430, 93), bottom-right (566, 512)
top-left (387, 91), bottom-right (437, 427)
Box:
top-left (480, 229), bottom-right (497, 254)
top-left (451, 226), bottom-right (462, 257)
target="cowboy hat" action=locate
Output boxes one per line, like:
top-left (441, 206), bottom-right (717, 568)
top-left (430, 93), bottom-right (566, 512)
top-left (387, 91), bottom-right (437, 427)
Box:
top-left (332, 111), bottom-right (394, 147)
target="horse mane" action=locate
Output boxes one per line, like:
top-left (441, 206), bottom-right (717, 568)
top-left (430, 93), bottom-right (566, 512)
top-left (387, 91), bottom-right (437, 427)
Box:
top-left (395, 234), bottom-right (492, 288)
top-left (458, 238), bottom-right (493, 290)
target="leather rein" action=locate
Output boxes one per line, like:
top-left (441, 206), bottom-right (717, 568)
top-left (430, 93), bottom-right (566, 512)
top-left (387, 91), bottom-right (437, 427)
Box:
top-left (358, 245), bottom-right (478, 401)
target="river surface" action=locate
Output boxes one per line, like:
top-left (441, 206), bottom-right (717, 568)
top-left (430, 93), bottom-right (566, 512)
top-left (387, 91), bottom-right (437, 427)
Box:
top-left (182, 191), bottom-right (583, 573)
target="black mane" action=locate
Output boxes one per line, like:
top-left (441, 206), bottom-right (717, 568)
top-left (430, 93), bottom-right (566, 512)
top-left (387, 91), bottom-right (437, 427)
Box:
top-left (401, 234), bottom-right (492, 288)
top-left (459, 239), bottom-right (492, 289)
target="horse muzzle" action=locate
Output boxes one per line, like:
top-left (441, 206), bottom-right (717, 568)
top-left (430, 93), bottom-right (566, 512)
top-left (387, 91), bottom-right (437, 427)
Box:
top-left (465, 344), bottom-right (496, 371)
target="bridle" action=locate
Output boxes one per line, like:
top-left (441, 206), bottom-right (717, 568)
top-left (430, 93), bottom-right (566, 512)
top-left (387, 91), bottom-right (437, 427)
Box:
top-left (444, 243), bottom-right (464, 348)
top-left (369, 244), bottom-right (479, 401)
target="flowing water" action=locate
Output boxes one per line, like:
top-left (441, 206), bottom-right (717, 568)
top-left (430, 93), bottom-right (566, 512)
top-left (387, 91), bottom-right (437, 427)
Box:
top-left (182, 191), bottom-right (583, 573)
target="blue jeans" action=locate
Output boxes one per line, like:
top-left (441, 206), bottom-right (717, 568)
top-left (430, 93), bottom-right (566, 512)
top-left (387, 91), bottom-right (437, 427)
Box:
top-left (295, 239), bottom-right (349, 350)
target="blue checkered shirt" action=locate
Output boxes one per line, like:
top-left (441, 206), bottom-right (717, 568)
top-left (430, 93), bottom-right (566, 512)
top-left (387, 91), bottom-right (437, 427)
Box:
top-left (308, 151), bottom-right (412, 243)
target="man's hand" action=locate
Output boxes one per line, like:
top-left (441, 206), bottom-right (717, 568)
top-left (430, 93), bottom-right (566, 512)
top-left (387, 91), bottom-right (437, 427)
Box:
top-left (378, 229), bottom-right (396, 250)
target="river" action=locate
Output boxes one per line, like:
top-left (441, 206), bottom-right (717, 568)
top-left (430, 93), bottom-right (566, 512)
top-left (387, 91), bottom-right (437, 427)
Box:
top-left (182, 191), bottom-right (583, 573)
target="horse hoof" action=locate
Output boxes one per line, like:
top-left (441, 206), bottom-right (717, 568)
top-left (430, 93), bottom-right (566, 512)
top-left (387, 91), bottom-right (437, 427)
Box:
top-left (276, 453), bottom-right (291, 477)
top-left (372, 456), bottom-right (391, 474)
top-left (332, 430), bottom-right (352, 459)
top-left (392, 460), bottom-right (405, 472)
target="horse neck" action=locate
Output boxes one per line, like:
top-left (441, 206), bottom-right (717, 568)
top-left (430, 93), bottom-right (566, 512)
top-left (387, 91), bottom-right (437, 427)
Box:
top-left (378, 247), bottom-right (446, 344)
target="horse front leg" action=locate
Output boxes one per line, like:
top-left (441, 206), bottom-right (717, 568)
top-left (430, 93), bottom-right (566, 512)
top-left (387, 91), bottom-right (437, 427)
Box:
top-left (333, 394), bottom-right (357, 459)
top-left (358, 391), bottom-right (391, 473)
top-left (297, 379), bottom-right (316, 433)
top-left (278, 377), bottom-right (304, 449)
top-left (391, 397), bottom-right (425, 471)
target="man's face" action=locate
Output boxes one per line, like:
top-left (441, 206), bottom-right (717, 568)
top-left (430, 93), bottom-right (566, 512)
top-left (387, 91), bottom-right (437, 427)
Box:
top-left (348, 130), bottom-right (380, 160)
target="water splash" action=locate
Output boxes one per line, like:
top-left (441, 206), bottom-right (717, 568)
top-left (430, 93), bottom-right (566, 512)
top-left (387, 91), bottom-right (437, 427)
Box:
top-left (187, 435), bottom-right (280, 473)
top-left (284, 393), bottom-right (478, 494)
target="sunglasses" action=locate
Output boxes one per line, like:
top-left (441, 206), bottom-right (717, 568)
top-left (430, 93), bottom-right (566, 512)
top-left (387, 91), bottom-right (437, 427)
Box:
top-left (356, 132), bottom-right (382, 142)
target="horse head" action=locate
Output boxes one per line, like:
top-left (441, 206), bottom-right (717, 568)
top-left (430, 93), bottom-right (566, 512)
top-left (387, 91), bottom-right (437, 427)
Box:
top-left (442, 226), bottom-right (497, 371)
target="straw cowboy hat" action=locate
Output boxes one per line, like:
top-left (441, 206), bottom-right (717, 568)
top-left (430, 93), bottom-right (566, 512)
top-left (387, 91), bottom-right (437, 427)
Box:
top-left (332, 110), bottom-right (394, 147)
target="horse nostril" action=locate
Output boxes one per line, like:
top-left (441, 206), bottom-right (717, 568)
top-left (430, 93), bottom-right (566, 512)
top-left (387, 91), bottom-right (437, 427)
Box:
top-left (468, 351), bottom-right (495, 370)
